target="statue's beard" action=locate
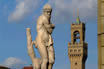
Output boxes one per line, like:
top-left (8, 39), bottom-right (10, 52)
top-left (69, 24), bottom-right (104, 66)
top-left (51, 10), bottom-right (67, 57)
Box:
top-left (43, 13), bottom-right (51, 20)
top-left (46, 15), bottom-right (51, 20)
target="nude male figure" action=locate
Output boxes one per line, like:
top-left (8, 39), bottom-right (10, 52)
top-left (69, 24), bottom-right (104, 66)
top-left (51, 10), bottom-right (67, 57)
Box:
top-left (27, 4), bottom-right (55, 69)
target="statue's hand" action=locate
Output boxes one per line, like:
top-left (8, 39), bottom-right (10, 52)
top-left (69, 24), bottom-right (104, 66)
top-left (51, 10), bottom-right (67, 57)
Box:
top-left (48, 28), bottom-right (53, 34)
top-left (51, 24), bottom-right (55, 29)
top-left (32, 41), bottom-right (38, 48)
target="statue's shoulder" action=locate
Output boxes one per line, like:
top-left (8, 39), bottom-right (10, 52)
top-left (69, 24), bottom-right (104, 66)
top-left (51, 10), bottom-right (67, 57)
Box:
top-left (38, 15), bottom-right (47, 21)
top-left (37, 15), bottom-right (48, 25)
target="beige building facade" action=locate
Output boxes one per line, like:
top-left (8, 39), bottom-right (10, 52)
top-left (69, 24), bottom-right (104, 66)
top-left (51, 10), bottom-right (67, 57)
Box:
top-left (98, 0), bottom-right (104, 69)
top-left (68, 18), bottom-right (88, 69)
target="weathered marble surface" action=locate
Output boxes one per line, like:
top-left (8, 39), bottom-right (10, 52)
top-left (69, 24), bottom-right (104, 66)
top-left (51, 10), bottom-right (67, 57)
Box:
top-left (26, 4), bottom-right (55, 69)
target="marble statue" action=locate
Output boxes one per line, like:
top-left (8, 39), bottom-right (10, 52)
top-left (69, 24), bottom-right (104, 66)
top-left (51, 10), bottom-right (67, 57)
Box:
top-left (26, 4), bottom-right (55, 69)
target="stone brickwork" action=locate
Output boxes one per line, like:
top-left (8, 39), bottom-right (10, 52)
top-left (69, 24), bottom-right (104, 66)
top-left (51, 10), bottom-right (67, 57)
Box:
top-left (98, 0), bottom-right (104, 69)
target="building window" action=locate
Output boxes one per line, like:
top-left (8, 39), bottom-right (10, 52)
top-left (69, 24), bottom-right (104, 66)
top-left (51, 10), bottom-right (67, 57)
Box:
top-left (74, 49), bottom-right (77, 52)
top-left (75, 62), bottom-right (77, 65)
top-left (70, 49), bottom-right (73, 52)
top-left (74, 31), bottom-right (80, 43)
top-left (78, 49), bottom-right (81, 52)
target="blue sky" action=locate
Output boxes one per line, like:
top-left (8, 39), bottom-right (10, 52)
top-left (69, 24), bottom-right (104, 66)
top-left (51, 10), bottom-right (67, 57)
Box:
top-left (0, 0), bottom-right (97, 69)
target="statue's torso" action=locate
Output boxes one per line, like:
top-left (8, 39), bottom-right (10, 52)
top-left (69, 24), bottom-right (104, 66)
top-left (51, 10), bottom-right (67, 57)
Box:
top-left (36, 15), bottom-right (51, 46)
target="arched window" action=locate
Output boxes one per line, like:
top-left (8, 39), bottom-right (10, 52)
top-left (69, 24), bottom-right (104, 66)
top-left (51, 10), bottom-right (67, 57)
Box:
top-left (74, 31), bottom-right (80, 43)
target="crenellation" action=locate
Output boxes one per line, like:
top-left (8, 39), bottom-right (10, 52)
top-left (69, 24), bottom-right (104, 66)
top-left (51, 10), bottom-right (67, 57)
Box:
top-left (68, 42), bottom-right (88, 47)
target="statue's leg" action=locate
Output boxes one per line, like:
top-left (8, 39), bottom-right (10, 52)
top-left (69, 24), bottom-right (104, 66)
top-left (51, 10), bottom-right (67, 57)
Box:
top-left (47, 46), bottom-right (55, 69)
top-left (37, 43), bottom-right (48, 69)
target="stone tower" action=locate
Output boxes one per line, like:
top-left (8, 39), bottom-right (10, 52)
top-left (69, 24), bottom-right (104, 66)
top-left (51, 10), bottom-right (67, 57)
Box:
top-left (98, 0), bottom-right (104, 69)
top-left (68, 16), bottom-right (88, 69)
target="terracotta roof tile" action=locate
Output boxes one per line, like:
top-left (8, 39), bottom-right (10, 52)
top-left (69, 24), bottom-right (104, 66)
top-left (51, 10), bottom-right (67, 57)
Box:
top-left (23, 66), bottom-right (33, 69)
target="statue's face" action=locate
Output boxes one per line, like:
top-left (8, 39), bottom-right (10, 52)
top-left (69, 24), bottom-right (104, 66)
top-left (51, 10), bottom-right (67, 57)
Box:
top-left (43, 9), bottom-right (51, 19)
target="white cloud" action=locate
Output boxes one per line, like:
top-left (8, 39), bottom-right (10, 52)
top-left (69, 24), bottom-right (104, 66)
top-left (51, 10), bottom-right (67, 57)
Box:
top-left (8, 0), bottom-right (97, 23)
top-left (8, 0), bottom-right (42, 22)
top-left (0, 57), bottom-right (27, 69)
top-left (48, 0), bottom-right (97, 23)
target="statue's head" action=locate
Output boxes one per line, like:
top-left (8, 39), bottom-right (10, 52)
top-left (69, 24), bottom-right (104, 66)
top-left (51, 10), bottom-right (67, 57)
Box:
top-left (43, 4), bottom-right (52, 19)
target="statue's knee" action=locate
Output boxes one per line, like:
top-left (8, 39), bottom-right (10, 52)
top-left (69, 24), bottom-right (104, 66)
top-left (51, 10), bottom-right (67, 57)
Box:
top-left (35, 64), bottom-right (41, 69)
top-left (42, 58), bottom-right (48, 64)
top-left (49, 58), bottom-right (54, 64)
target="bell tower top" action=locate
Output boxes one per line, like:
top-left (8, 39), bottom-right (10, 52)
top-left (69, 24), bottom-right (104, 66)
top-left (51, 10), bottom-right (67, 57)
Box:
top-left (68, 14), bottom-right (88, 69)
top-left (71, 9), bottom-right (86, 44)
top-left (71, 21), bottom-right (85, 44)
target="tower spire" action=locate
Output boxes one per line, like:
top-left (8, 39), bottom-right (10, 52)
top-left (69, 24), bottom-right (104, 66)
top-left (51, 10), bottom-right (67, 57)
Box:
top-left (76, 9), bottom-right (81, 24)
top-left (77, 8), bottom-right (79, 17)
